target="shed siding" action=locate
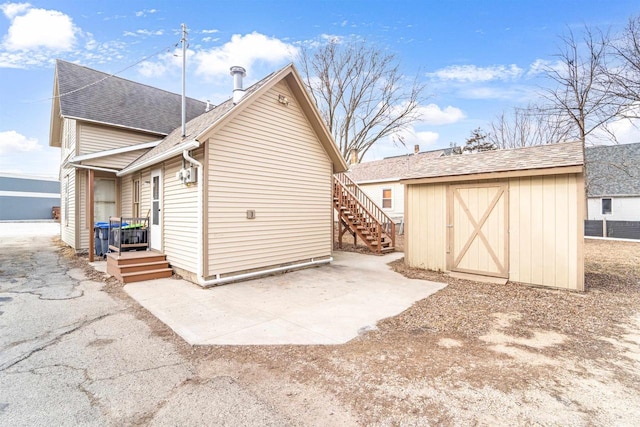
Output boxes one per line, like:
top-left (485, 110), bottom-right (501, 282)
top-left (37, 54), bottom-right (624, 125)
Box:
top-left (509, 174), bottom-right (581, 290)
top-left (206, 80), bottom-right (332, 276)
top-left (78, 123), bottom-right (158, 155)
top-left (162, 151), bottom-right (201, 274)
top-left (405, 183), bottom-right (447, 271)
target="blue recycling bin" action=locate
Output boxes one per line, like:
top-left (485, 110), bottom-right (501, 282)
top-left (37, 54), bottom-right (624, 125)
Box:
top-left (94, 222), bottom-right (109, 257)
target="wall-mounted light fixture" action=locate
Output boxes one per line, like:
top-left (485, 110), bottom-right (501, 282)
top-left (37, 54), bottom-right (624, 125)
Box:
top-left (278, 94), bottom-right (290, 106)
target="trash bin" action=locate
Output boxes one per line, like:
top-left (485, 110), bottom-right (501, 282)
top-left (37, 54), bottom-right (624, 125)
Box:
top-left (94, 222), bottom-right (109, 257)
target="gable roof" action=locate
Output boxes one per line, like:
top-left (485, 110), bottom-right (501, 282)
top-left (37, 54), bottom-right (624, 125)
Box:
top-left (52, 59), bottom-right (207, 137)
top-left (403, 141), bottom-right (584, 184)
top-left (119, 63), bottom-right (348, 175)
top-left (585, 142), bottom-right (640, 197)
top-left (347, 149), bottom-right (450, 183)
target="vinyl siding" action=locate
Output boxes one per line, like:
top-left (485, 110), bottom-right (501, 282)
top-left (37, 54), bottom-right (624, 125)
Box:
top-left (162, 150), bottom-right (202, 274)
top-left (405, 183), bottom-right (447, 271)
top-left (62, 118), bottom-right (77, 159)
top-left (121, 176), bottom-right (133, 218)
top-left (78, 123), bottom-right (158, 155)
top-left (60, 167), bottom-right (76, 248)
top-left (88, 149), bottom-right (150, 170)
top-left (358, 181), bottom-right (404, 220)
top-left (206, 80), bottom-right (333, 277)
top-left (78, 169), bottom-right (89, 250)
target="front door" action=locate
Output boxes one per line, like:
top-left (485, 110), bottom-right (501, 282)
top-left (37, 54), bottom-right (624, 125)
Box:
top-left (150, 169), bottom-right (162, 251)
top-left (447, 182), bottom-right (509, 278)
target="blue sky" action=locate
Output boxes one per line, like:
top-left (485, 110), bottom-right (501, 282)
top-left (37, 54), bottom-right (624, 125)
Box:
top-left (1, 0), bottom-right (638, 177)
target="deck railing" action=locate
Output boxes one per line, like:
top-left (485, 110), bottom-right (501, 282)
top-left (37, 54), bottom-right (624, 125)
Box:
top-left (108, 216), bottom-right (150, 253)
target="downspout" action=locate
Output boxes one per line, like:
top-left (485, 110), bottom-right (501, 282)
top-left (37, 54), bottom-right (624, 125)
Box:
top-left (182, 146), bottom-right (332, 288)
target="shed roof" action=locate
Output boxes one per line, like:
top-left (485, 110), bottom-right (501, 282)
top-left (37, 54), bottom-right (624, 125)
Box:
top-left (585, 142), bottom-right (640, 197)
top-left (54, 59), bottom-right (207, 135)
top-left (347, 149), bottom-right (448, 183)
top-left (403, 141), bottom-right (584, 183)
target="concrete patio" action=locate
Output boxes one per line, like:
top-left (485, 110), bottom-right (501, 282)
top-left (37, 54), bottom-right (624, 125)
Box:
top-left (121, 251), bottom-right (446, 345)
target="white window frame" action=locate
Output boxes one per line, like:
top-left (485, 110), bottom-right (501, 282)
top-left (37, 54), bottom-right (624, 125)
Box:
top-left (382, 188), bottom-right (392, 209)
top-left (601, 198), bottom-right (612, 215)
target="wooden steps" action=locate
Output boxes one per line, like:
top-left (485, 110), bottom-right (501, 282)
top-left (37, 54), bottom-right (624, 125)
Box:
top-left (334, 173), bottom-right (396, 255)
top-left (107, 251), bottom-right (172, 283)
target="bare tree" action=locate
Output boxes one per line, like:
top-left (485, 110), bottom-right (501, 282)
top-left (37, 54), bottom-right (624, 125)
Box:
top-left (540, 26), bottom-right (618, 147)
top-left (608, 15), bottom-right (640, 119)
top-left (488, 105), bottom-right (573, 148)
top-left (297, 39), bottom-right (426, 162)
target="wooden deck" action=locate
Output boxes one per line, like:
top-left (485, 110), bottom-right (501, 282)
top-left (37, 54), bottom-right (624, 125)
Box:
top-left (106, 250), bottom-right (172, 283)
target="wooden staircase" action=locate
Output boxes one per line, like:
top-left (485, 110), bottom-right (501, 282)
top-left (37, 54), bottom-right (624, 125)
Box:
top-left (334, 172), bottom-right (395, 254)
top-left (106, 251), bottom-right (172, 283)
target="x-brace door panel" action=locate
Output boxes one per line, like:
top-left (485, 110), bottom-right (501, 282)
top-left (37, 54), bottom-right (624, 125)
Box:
top-left (447, 182), bottom-right (509, 278)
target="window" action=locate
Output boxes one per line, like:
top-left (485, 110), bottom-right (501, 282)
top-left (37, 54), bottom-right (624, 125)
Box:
top-left (133, 179), bottom-right (140, 218)
top-left (602, 198), bottom-right (612, 215)
top-left (382, 189), bottom-right (392, 209)
top-left (94, 178), bottom-right (116, 222)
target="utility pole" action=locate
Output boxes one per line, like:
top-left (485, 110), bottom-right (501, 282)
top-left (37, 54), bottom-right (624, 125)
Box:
top-left (181, 23), bottom-right (187, 137)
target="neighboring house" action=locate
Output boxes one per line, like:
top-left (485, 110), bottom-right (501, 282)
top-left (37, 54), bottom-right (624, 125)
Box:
top-left (402, 142), bottom-right (585, 291)
top-left (50, 60), bottom-right (347, 285)
top-left (0, 173), bottom-right (60, 221)
top-left (585, 142), bottom-right (640, 221)
top-left (346, 147), bottom-right (452, 223)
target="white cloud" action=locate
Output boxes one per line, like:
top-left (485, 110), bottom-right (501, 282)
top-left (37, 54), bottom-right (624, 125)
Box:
top-left (124, 29), bottom-right (164, 37)
top-left (2, 4), bottom-right (77, 51)
top-left (0, 130), bottom-right (41, 155)
top-left (194, 32), bottom-right (298, 77)
top-left (417, 104), bottom-right (466, 125)
top-left (527, 58), bottom-right (564, 77)
top-left (135, 9), bottom-right (158, 17)
top-left (429, 64), bottom-right (523, 82)
top-left (0, 2), bottom-right (30, 19)
top-left (201, 29), bottom-right (219, 34)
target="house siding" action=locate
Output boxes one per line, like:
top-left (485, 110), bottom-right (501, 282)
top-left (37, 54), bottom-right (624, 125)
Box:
top-left (358, 181), bottom-right (404, 221)
top-left (88, 149), bottom-right (151, 170)
top-left (206, 80), bottom-right (333, 277)
top-left (121, 176), bottom-right (133, 218)
top-left (162, 150), bottom-right (202, 274)
top-left (78, 123), bottom-right (159, 156)
top-left (60, 167), bottom-right (76, 248)
top-left (587, 196), bottom-right (640, 221)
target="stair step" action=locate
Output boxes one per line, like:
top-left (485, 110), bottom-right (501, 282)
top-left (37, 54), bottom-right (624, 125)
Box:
top-left (121, 268), bottom-right (173, 283)
top-left (119, 260), bottom-right (170, 274)
top-left (380, 246), bottom-right (395, 253)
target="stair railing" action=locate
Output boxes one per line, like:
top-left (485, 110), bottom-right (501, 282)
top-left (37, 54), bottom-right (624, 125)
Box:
top-left (334, 173), bottom-right (395, 251)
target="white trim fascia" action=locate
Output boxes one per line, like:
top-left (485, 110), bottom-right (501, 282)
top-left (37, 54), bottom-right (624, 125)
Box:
top-left (353, 177), bottom-right (402, 185)
top-left (68, 163), bottom-right (120, 174)
top-left (117, 139), bottom-right (200, 177)
top-left (0, 190), bottom-right (61, 198)
top-left (71, 140), bottom-right (162, 162)
top-left (62, 115), bottom-right (168, 137)
top-left (0, 173), bottom-right (59, 181)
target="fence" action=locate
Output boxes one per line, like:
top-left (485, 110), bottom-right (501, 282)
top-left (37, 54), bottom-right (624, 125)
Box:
top-left (585, 220), bottom-right (640, 240)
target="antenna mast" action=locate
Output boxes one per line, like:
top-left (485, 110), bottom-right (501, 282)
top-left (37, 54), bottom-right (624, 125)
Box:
top-left (181, 23), bottom-right (187, 137)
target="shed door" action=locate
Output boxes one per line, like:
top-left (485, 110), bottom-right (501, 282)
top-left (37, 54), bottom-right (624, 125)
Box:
top-left (447, 183), bottom-right (508, 278)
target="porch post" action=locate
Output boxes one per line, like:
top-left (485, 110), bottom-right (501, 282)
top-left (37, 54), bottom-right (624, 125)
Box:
top-left (88, 169), bottom-right (94, 262)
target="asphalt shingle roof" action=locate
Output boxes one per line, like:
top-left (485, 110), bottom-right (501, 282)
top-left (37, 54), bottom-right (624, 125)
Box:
top-left (404, 141), bottom-right (584, 180)
top-left (55, 59), bottom-right (207, 135)
top-left (347, 149), bottom-right (449, 182)
top-left (585, 142), bottom-right (640, 197)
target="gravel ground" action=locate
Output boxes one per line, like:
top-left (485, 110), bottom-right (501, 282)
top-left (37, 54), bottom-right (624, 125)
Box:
top-left (70, 237), bottom-right (640, 425)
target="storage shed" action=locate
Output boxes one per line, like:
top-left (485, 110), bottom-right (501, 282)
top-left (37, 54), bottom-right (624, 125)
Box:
top-left (401, 141), bottom-right (585, 291)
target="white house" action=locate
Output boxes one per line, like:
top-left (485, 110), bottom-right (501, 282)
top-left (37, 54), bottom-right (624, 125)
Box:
top-left (586, 142), bottom-right (640, 221)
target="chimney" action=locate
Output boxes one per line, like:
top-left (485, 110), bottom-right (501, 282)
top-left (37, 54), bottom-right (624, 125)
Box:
top-left (349, 148), bottom-right (358, 165)
top-left (230, 66), bottom-right (247, 104)
top-left (414, 144), bottom-right (420, 154)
